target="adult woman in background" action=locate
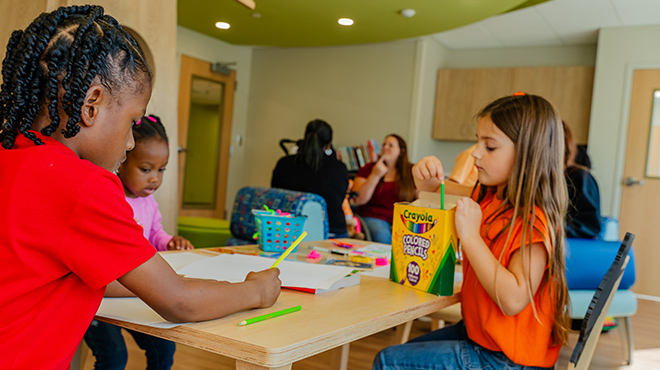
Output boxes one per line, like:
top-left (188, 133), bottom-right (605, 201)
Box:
top-left (271, 119), bottom-right (349, 238)
top-left (353, 134), bottom-right (416, 244)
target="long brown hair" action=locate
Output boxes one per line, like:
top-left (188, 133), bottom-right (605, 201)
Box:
top-left (387, 134), bottom-right (416, 202)
top-left (475, 94), bottom-right (571, 346)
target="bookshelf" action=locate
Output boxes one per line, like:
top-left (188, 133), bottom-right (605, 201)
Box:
top-left (335, 139), bottom-right (381, 172)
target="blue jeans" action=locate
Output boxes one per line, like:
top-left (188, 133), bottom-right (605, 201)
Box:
top-left (373, 321), bottom-right (553, 370)
top-left (362, 217), bottom-right (392, 244)
top-left (84, 320), bottom-right (175, 370)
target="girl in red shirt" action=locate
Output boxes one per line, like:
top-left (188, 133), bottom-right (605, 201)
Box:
top-left (0, 6), bottom-right (280, 369)
top-left (375, 94), bottom-right (570, 369)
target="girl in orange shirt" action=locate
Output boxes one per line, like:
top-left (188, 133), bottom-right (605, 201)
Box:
top-left (374, 94), bottom-right (570, 369)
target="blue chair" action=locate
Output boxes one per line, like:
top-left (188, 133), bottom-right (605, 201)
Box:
top-left (226, 186), bottom-right (329, 245)
top-left (565, 237), bottom-right (637, 365)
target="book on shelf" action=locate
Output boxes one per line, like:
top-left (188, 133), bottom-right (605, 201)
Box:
top-left (336, 139), bottom-right (381, 171)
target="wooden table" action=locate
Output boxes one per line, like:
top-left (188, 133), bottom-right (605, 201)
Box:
top-left (96, 240), bottom-right (460, 370)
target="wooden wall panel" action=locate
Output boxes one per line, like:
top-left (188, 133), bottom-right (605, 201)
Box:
top-left (433, 66), bottom-right (594, 144)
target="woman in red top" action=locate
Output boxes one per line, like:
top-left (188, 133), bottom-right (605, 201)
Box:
top-left (353, 134), bottom-right (416, 244)
top-left (374, 94), bottom-right (570, 369)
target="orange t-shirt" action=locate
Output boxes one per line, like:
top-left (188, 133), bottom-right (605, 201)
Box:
top-left (461, 189), bottom-right (560, 368)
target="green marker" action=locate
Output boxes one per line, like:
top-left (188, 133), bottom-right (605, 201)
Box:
top-left (238, 305), bottom-right (302, 326)
top-left (440, 179), bottom-right (445, 210)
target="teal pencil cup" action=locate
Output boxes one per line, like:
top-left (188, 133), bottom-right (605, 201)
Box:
top-left (252, 210), bottom-right (307, 252)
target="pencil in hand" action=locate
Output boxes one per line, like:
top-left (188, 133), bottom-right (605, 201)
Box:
top-left (270, 231), bottom-right (308, 268)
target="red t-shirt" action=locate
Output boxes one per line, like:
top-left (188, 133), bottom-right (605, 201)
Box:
top-left (0, 133), bottom-right (156, 370)
top-left (461, 188), bottom-right (560, 368)
top-left (356, 163), bottom-right (400, 223)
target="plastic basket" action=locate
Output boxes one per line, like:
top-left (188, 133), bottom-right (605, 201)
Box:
top-left (251, 210), bottom-right (307, 252)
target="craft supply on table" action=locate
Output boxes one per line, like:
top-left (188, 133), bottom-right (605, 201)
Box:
top-left (331, 240), bottom-right (362, 249)
top-left (252, 207), bottom-right (307, 252)
top-left (326, 258), bottom-right (372, 269)
top-left (307, 250), bottom-right (322, 259)
top-left (238, 305), bottom-right (302, 326)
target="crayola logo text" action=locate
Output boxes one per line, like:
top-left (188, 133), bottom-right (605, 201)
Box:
top-left (403, 210), bottom-right (434, 223)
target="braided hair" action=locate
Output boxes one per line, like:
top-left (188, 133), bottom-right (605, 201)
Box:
top-left (0, 5), bottom-right (152, 149)
top-left (133, 114), bottom-right (168, 145)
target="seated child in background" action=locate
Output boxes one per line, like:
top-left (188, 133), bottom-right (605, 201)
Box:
top-left (84, 115), bottom-right (193, 369)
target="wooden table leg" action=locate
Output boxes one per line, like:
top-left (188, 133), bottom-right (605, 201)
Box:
top-left (393, 321), bottom-right (414, 344)
top-left (235, 360), bottom-right (292, 370)
top-left (330, 343), bottom-right (350, 370)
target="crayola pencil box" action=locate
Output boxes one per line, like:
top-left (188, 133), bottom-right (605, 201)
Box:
top-left (390, 192), bottom-right (460, 296)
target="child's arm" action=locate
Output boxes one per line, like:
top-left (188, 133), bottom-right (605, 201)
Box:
top-left (116, 253), bottom-right (281, 323)
top-left (412, 156), bottom-right (472, 196)
top-left (455, 198), bottom-right (548, 316)
top-left (105, 280), bottom-right (136, 297)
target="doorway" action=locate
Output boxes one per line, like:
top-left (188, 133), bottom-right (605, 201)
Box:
top-left (177, 55), bottom-right (235, 219)
top-left (620, 69), bottom-right (660, 297)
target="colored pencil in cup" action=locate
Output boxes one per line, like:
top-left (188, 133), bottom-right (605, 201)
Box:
top-left (441, 179), bottom-right (445, 210)
top-left (238, 305), bottom-right (302, 326)
top-left (270, 231), bottom-right (307, 268)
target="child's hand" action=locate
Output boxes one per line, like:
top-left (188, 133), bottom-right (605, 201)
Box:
top-left (455, 197), bottom-right (482, 247)
top-left (412, 156), bottom-right (445, 182)
top-left (167, 236), bottom-right (194, 250)
top-left (245, 268), bottom-right (282, 308)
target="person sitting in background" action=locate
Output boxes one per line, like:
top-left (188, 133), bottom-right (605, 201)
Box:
top-left (271, 119), bottom-right (349, 238)
top-left (563, 121), bottom-right (602, 239)
top-left (352, 134), bottom-right (416, 244)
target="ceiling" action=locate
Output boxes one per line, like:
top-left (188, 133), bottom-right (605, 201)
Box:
top-left (177, 0), bottom-right (547, 47)
top-left (433, 0), bottom-right (660, 49)
top-left (177, 0), bottom-right (660, 49)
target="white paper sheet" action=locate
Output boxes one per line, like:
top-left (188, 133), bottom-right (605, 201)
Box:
top-left (160, 251), bottom-right (211, 272)
top-left (96, 253), bottom-right (358, 328)
top-left (176, 254), bottom-right (356, 290)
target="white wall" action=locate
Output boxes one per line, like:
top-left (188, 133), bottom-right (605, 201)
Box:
top-left (589, 25), bottom-right (660, 217)
top-left (175, 27), bottom-right (602, 219)
top-left (177, 26), bottom-right (253, 217)
top-left (244, 41), bottom-right (416, 187)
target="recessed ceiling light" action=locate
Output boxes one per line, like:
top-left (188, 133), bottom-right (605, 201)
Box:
top-left (338, 18), bottom-right (354, 26)
top-left (400, 9), bottom-right (416, 18)
top-left (215, 22), bottom-right (231, 30)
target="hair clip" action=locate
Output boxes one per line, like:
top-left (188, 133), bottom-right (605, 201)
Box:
top-left (146, 116), bottom-right (157, 123)
top-left (135, 119), bottom-right (142, 125)
top-left (513, 91), bottom-right (526, 96)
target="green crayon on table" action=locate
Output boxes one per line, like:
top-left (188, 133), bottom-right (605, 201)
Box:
top-left (440, 179), bottom-right (445, 210)
top-left (238, 305), bottom-right (302, 326)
